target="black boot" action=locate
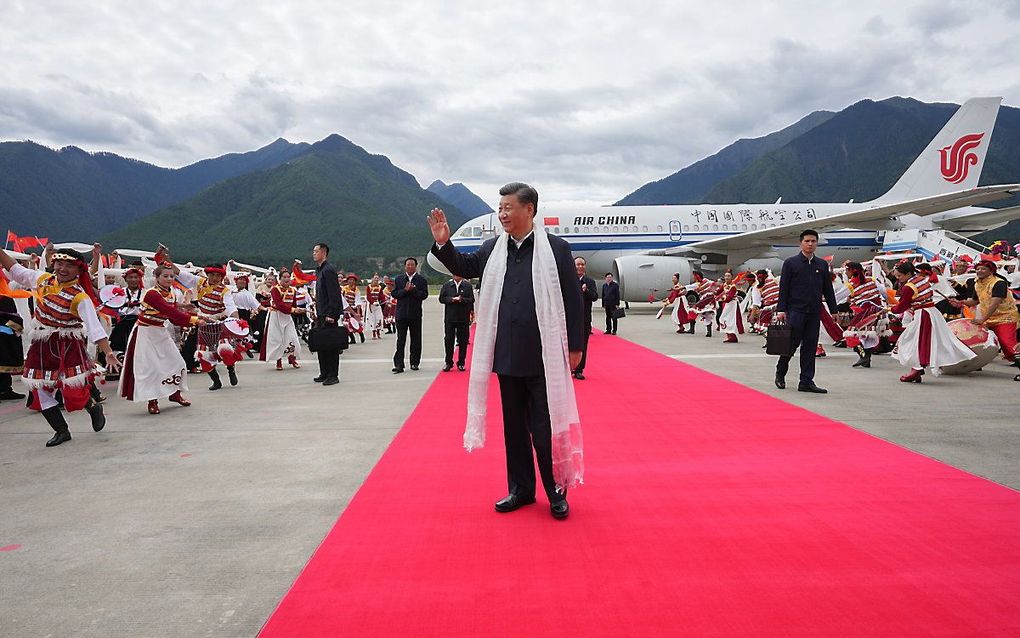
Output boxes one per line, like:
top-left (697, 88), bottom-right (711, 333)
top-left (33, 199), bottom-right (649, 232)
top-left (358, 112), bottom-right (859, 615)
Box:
top-left (42, 406), bottom-right (72, 447)
top-left (227, 366), bottom-right (238, 386)
top-left (359, 332), bottom-right (365, 343)
top-left (84, 399), bottom-right (106, 432)
top-left (687, 321), bottom-right (695, 334)
top-left (208, 369), bottom-right (222, 391)
top-left (852, 345), bottom-right (868, 368)
top-left (861, 348), bottom-right (872, 368)
top-left (89, 383), bottom-right (106, 403)
top-left (706, 325), bottom-right (712, 338)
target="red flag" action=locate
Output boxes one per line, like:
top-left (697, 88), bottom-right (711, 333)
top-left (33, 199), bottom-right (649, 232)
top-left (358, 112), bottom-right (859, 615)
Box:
top-left (35, 237), bottom-right (48, 246)
top-left (14, 236), bottom-right (39, 252)
top-left (823, 254), bottom-right (834, 262)
top-left (291, 260), bottom-right (317, 284)
top-left (6, 231), bottom-right (16, 245)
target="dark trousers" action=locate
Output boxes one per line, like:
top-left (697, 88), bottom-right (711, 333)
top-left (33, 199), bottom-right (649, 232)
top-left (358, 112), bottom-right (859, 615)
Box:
top-left (575, 325), bottom-right (591, 373)
top-left (181, 329), bottom-right (198, 370)
top-left (604, 307), bottom-right (618, 334)
top-left (497, 374), bottom-right (565, 504)
top-left (316, 348), bottom-right (340, 379)
top-left (444, 321), bottom-right (469, 366)
top-left (776, 314), bottom-right (821, 385)
top-left (393, 316), bottom-right (422, 369)
top-left (0, 373), bottom-right (12, 393)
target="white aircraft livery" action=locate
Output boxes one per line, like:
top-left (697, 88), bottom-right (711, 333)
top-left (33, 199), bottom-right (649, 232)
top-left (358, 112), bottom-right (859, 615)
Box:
top-left (428, 97), bottom-right (1020, 301)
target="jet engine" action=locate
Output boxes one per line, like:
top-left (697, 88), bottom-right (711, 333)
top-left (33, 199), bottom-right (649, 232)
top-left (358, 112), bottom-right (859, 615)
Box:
top-left (612, 255), bottom-right (695, 303)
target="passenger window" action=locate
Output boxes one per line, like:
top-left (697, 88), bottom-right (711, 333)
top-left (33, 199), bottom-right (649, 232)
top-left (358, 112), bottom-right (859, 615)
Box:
top-left (563, 227), bottom-right (569, 234)
top-left (657, 225), bottom-right (663, 232)
top-left (713, 224), bottom-right (719, 231)
top-left (642, 225), bottom-right (648, 232)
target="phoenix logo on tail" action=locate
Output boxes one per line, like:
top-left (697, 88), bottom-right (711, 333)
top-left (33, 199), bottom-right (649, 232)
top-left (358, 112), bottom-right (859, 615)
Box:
top-left (939, 133), bottom-right (984, 184)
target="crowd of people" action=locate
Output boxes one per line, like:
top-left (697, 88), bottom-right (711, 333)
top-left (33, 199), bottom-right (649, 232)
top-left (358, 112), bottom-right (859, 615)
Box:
top-left (0, 240), bottom-right (439, 447)
top-left (655, 231), bottom-right (1020, 387)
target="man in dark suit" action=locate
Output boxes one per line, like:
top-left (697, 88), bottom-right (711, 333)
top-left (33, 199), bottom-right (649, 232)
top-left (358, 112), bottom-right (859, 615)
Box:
top-left (775, 229), bottom-right (838, 393)
top-left (573, 256), bottom-right (598, 379)
top-left (428, 182), bottom-right (583, 520)
top-left (391, 257), bottom-right (429, 373)
top-left (312, 242), bottom-right (343, 386)
top-left (439, 274), bottom-right (474, 371)
top-left (601, 272), bottom-right (621, 335)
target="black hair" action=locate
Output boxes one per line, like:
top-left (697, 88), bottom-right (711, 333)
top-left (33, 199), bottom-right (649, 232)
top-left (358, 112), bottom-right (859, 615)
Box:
top-left (499, 182), bottom-right (539, 216)
top-left (799, 229), bottom-right (819, 240)
top-left (916, 262), bottom-right (933, 272)
top-left (605, 272), bottom-right (613, 277)
top-left (315, 242), bottom-right (330, 255)
top-left (693, 270), bottom-right (704, 277)
top-left (405, 257), bottom-right (418, 266)
top-left (574, 256), bottom-right (586, 263)
top-left (894, 261), bottom-right (916, 276)
top-left (755, 269), bottom-right (767, 276)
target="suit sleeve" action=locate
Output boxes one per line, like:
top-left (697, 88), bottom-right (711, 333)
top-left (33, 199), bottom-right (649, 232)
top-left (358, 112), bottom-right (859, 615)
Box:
top-left (777, 259), bottom-right (792, 313)
top-left (554, 241), bottom-right (584, 352)
top-left (324, 268), bottom-right (342, 319)
top-left (583, 278), bottom-right (598, 303)
top-left (439, 282), bottom-right (452, 305)
top-left (462, 283), bottom-right (475, 306)
top-left (415, 275), bottom-right (429, 300)
top-left (431, 241), bottom-right (491, 280)
top-left (391, 275), bottom-right (407, 300)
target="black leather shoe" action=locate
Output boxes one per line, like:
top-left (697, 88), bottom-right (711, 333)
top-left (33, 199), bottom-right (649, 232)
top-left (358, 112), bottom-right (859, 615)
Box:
top-left (0, 390), bottom-right (25, 400)
top-left (322, 377), bottom-right (339, 386)
top-left (392, 367), bottom-right (404, 374)
top-left (573, 372), bottom-right (585, 380)
top-left (46, 430), bottom-right (72, 447)
top-left (442, 364), bottom-right (453, 372)
top-left (774, 375), bottom-right (786, 389)
top-left (457, 363), bottom-right (465, 371)
top-left (798, 383), bottom-right (828, 394)
top-left (85, 402), bottom-right (106, 432)
top-left (494, 494), bottom-right (536, 513)
top-left (313, 375), bottom-right (326, 383)
top-left (410, 364), bottom-right (419, 371)
top-left (551, 500), bottom-right (570, 520)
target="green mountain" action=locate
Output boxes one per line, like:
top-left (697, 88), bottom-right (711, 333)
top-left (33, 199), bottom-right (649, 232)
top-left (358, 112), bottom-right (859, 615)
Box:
top-left (427, 180), bottom-right (493, 216)
top-left (100, 134), bottom-right (470, 271)
top-left (0, 138), bottom-right (310, 240)
top-left (615, 110), bottom-right (835, 205)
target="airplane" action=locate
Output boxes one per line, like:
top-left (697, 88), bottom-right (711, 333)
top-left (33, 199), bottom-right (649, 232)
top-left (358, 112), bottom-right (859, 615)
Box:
top-left (427, 97), bottom-right (1020, 301)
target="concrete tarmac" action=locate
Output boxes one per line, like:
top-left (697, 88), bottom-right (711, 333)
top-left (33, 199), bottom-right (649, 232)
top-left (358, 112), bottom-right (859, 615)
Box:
top-left (1, 299), bottom-right (1017, 637)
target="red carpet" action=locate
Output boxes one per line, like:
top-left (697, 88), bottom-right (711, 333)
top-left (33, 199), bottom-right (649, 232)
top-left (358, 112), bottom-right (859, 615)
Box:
top-left (260, 332), bottom-right (1020, 637)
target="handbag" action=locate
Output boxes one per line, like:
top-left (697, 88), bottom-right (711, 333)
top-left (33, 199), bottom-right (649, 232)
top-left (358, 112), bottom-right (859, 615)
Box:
top-left (613, 307), bottom-right (626, 319)
top-left (765, 320), bottom-right (794, 356)
top-left (307, 322), bottom-right (348, 352)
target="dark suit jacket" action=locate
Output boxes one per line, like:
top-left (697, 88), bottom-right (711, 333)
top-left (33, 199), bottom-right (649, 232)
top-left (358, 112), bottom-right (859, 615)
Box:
top-left (439, 279), bottom-right (474, 324)
top-left (601, 281), bottom-right (620, 308)
top-left (579, 275), bottom-right (598, 327)
top-left (777, 252), bottom-right (838, 326)
top-left (314, 260), bottom-right (343, 322)
top-left (431, 232), bottom-right (583, 377)
top-left (392, 272), bottom-right (429, 321)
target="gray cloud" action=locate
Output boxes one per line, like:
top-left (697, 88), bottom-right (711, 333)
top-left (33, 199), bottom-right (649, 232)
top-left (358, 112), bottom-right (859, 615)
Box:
top-left (0, 0), bottom-right (1017, 206)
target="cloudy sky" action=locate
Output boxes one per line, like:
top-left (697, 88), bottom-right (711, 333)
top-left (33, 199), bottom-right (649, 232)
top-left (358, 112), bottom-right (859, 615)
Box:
top-left (3, 0), bottom-right (1018, 207)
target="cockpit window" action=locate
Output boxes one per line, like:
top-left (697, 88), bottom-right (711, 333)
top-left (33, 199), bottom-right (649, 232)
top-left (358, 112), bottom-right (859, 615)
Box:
top-left (472, 227), bottom-right (482, 237)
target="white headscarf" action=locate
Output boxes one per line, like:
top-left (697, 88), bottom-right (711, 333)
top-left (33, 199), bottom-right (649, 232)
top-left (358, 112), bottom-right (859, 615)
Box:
top-left (464, 221), bottom-right (584, 492)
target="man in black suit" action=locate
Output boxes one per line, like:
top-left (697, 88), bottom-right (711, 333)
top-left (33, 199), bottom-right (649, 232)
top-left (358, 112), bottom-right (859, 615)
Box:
top-left (573, 256), bottom-right (598, 379)
top-left (775, 229), bottom-right (838, 393)
top-left (428, 182), bottom-right (583, 520)
top-left (312, 242), bottom-right (343, 386)
top-left (439, 274), bottom-right (474, 372)
top-left (601, 272), bottom-right (621, 335)
top-left (391, 257), bottom-right (429, 373)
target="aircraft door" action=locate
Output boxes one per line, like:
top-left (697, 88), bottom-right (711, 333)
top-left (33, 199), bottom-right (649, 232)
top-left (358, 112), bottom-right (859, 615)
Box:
top-left (669, 220), bottom-right (682, 242)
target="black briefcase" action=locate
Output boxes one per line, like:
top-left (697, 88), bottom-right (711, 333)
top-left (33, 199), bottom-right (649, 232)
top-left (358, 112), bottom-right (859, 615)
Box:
top-left (307, 323), bottom-right (348, 352)
top-left (613, 307), bottom-right (627, 319)
top-left (765, 321), bottom-right (794, 356)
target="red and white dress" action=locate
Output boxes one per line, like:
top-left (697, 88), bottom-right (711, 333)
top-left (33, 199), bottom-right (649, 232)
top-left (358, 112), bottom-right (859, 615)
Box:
top-left (718, 283), bottom-right (745, 336)
top-left (8, 265), bottom-right (104, 412)
top-left (176, 271), bottom-right (237, 369)
top-left (365, 284), bottom-right (385, 334)
top-left (843, 278), bottom-right (889, 350)
top-left (752, 278), bottom-right (780, 332)
top-left (892, 275), bottom-right (974, 374)
top-left (119, 287), bottom-right (198, 401)
top-left (692, 278), bottom-right (719, 324)
top-left (261, 284), bottom-right (302, 363)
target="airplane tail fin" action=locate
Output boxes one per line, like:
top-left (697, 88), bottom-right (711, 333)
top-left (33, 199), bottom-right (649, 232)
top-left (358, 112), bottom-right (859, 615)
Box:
top-left (877, 97), bottom-right (1001, 202)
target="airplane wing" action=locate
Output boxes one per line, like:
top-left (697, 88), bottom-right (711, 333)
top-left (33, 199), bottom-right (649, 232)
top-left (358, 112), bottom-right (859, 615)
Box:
top-left (935, 204), bottom-right (1020, 232)
top-left (666, 184), bottom-right (1020, 256)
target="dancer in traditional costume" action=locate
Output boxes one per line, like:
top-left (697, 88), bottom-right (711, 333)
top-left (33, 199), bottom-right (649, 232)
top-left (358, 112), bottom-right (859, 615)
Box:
top-left (107, 267), bottom-right (146, 362)
top-left (951, 259), bottom-right (1019, 364)
top-left (173, 263), bottom-right (240, 390)
top-left (0, 247), bottom-right (119, 446)
top-left (119, 264), bottom-right (203, 414)
top-left (689, 271), bottom-right (718, 337)
top-left (842, 262), bottom-right (889, 368)
top-left (341, 273), bottom-right (366, 344)
top-left (717, 272), bottom-right (744, 343)
top-left (364, 274), bottom-right (386, 340)
top-left (382, 276), bottom-right (397, 333)
top-left (891, 261), bottom-right (975, 383)
top-left (658, 273), bottom-right (691, 334)
top-left (261, 268), bottom-right (304, 370)
top-left (749, 269), bottom-right (780, 334)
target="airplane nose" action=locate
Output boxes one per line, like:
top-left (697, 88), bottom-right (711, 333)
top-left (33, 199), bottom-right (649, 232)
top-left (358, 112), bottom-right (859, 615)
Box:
top-left (426, 251), bottom-right (451, 276)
